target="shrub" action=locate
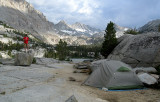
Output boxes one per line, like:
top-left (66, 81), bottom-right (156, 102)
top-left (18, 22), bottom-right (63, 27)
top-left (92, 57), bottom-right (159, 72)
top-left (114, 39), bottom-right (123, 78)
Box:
top-left (32, 58), bottom-right (36, 64)
top-left (12, 30), bottom-right (25, 36)
top-left (3, 34), bottom-right (8, 37)
top-left (7, 50), bottom-right (12, 57)
top-left (3, 24), bottom-right (13, 29)
top-left (65, 57), bottom-right (70, 61)
top-left (124, 28), bottom-right (139, 35)
top-left (156, 67), bottom-right (160, 75)
top-left (45, 50), bottom-right (55, 58)
top-left (0, 21), bottom-right (3, 24)
top-left (0, 54), bottom-right (2, 58)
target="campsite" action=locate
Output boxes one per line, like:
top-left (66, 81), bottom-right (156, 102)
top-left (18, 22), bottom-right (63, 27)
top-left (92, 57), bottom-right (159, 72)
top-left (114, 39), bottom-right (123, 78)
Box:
top-left (0, 57), bottom-right (160, 102)
top-left (0, 0), bottom-right (160, 102)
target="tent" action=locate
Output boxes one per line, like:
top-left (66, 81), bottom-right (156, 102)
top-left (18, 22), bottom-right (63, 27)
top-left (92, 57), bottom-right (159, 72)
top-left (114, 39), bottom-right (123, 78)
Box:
top-left (84, 60), bottom-right (143, 90)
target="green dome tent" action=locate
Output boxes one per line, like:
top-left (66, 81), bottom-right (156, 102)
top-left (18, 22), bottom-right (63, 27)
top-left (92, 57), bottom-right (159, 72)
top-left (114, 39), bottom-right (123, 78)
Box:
top-left (84, 60), bottom-right (143, 90)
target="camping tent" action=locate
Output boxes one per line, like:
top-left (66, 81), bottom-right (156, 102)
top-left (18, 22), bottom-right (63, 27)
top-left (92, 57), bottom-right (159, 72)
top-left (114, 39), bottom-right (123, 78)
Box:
top-left (84, 60), bottom-right (143, 90)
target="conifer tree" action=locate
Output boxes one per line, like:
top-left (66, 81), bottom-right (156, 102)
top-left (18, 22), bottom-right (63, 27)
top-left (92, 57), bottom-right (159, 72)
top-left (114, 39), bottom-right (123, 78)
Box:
top-left (56, 39), bottom-right (68, 60)
top-left (100, 21), bottom-right (117, 58)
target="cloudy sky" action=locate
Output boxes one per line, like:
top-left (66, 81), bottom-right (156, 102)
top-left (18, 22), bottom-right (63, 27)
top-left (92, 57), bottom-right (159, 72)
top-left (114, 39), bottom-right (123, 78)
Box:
top-left (26, 0), bottom-right (160, 30)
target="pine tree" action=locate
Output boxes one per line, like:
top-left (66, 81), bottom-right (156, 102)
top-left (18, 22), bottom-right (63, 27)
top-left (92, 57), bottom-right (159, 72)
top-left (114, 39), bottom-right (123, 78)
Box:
top-left (56, 39), bottom-right (68, 60)
top-left (100, 21), bottom-right (117, 58)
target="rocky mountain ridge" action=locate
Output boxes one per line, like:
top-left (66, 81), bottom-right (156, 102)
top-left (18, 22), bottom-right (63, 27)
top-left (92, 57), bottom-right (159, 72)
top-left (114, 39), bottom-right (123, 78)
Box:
top-left (139, 19), bottom-right (160, 33)
top-left (0, 0), bottom-right (105, 45)
top-left (0, 0), bottom-right (55, 40)
top-left (55, 20), bottom-right (102, 37)
top-left (0, 0), bottom-right (137, 45)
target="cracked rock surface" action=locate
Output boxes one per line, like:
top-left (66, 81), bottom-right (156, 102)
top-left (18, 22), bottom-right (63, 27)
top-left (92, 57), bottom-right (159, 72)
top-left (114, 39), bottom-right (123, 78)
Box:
top-left (0, 63), bottom-right (108, 102)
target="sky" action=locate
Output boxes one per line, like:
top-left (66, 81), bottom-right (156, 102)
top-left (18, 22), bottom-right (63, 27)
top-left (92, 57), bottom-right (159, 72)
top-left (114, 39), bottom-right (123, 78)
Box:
top-left (26, 0), bottom-right (160, 30)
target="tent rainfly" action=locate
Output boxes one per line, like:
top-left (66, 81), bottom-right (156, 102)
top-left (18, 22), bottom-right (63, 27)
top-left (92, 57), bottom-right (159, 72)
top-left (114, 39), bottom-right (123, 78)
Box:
top-left (84, 60), bottom-right (143, 90)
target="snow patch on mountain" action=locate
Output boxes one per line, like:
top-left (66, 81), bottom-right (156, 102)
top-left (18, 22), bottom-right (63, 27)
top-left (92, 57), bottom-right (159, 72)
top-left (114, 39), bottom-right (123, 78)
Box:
top-left (114, 24), bottom-right (130, 38)
top-left (61, 30), bottom-right (75, 35)
top-left (75, 28), bottom-right (86, 32)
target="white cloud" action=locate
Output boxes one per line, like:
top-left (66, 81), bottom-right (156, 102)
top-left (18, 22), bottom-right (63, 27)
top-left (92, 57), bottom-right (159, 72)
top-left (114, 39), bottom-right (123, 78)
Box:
top-left (26, 0), bottom-right (103, 28)
top-left (26, 0), bottom-right (45, 6)
top-left (26, 0), bottom-right (160, 29)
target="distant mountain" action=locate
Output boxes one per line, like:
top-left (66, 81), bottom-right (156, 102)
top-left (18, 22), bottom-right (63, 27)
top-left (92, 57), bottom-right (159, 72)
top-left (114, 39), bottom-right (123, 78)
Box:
top-left (0, 0), bottom-right (128, 46)
top-left (139, 19), bottom-right (160, 33)
top-left (0, 0), bottom-right (55, 42)
top-left (54, 20), bottom-right (102, 37)
top-left (70, 22), bottom-right (101, 35)
top-left (0, 0), bottom-right (104, 45)
top-left (114, 24), bottom-right (129, 38)
top-left (55, 20), bottom-right (72, 31)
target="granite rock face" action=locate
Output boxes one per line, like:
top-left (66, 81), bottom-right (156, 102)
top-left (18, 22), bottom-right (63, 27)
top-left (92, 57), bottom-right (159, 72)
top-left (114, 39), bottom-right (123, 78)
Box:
top-left (139, 19), bottom-right (160, 33)
top-left (0, 0), bottom-right (102, 45)
top-left (14, 52), bottom-right (34, 66)
top-left (107, 32), bottom-right (160, 67)
top-left (0, 0), bottom-right (55, 35)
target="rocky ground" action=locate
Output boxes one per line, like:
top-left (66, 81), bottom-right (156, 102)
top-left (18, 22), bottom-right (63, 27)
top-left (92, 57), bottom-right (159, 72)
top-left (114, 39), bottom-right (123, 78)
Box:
top-left (0, 62), bottom-right (160, 102)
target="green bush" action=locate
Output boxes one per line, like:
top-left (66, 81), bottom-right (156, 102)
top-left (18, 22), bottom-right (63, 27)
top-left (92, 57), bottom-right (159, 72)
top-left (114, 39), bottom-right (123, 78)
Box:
top-left (65, 57), bottom-right (70, 61)
top-left (12, 55), bottom-right (15, 58)
top-left (32, 58), bottom-right (36, 64)
top-left (12, 30), bottom-right (25, 36)
top-left (124, 28), bottom-right (139, 35)
top-left (0, 21), bottom-right (3, 24)
top-left (7, 50), bottom-right (12, 57)
top-left (45, 50), bottom-right (55, 58)
top-left (158, 24), bottom-right (160, 32)
top-left (0, 54), bottom-right (2, 58)
top-left (3, 34), bottom-right (8, 37)
top-left (156, 67), bottom-right (160, 75)
top-left (3, 24), bottom-right (13, 29)
top-left (0, 42), bottom-right (23, 51)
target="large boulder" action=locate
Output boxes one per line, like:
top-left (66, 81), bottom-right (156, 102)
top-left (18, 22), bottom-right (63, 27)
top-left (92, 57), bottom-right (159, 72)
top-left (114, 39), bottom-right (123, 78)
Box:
top-left (107, 32), bottom-right (160, 67)
top-left (15, 52), bottom-right (34, 66)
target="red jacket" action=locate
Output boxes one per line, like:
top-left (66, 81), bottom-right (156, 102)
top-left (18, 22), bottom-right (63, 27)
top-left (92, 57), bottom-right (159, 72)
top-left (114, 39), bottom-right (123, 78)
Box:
top-left (23, 37), bottom-right (29, 44)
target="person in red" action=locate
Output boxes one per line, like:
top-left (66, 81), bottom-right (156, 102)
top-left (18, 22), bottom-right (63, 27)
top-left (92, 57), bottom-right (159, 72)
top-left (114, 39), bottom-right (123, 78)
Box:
top-left (23, 34), bottom-right (29, 52)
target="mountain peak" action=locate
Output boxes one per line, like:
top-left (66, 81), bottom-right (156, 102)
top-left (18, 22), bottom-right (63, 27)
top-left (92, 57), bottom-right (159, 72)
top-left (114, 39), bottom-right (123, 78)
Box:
top-left (58, 20), bottom-right (67, 24)
top-left (74, 22), bottom-right (83, 25)
top-left (139, 19), bottom-right (160, 32)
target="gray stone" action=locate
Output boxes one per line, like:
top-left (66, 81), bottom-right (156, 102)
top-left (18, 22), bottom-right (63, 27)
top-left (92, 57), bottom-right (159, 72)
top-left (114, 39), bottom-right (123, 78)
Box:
top-left (133, 67), bottom-right (157, 73)
top-left (108, 32), bottom-right (160, 67)
top-left (121, 57), bottom-right (139, 64)
top-left (74, 62), bottom-right (91, 69)
top-left (65, 95), bottom-right (78, 102)
top-left (36, 58), bottom-right (59, 65)
top-left (137, 73), bottom-right (157, 85)
top-left (136, 62), bottom-right (152, 67)
top-left (139, 19), bottom-right (160, 32)
top-left (0, 65), bottom-right (55, 95)
top-left (15, 52), bottom-right (34, 66)
top-left (0, 59), bottom-right (14, 65)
